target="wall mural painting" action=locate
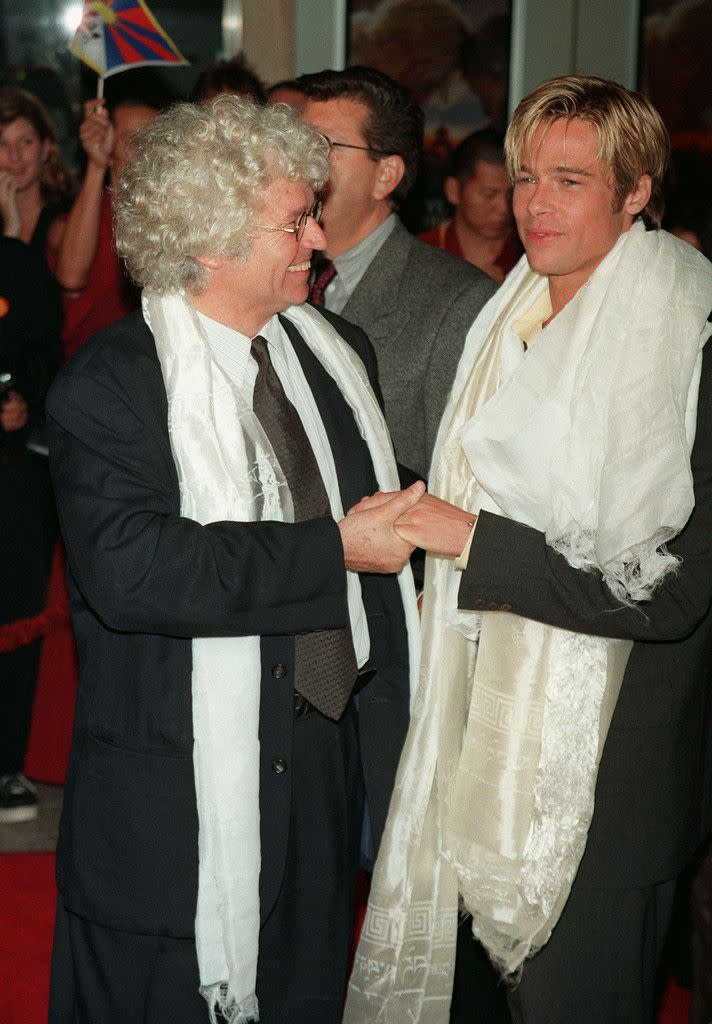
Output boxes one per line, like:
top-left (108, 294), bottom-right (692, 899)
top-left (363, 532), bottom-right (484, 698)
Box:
top-left (640, 0), bottom-right (712, 257)
top-left (347, 0), bottom-right (511, 232)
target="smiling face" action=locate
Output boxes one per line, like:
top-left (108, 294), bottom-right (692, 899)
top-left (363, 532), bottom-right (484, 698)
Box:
top-left (512, 117), bottom-right (650, 313)
top-left (194, 176), bottom-right (326, 336)
top-left (0, 117), bottom-right (48, 193)
top-left (301, 97), bottom-right (394, 257)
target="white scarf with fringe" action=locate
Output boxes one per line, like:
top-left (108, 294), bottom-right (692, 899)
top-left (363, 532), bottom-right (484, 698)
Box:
top-left (143, 292), bottom-right (420, 1023)
top-left (344, 223), bottom-right (712, 1023)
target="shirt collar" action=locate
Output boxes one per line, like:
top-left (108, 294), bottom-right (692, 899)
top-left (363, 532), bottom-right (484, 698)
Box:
top-left (330, 213), bottom-right (397, 296)
top-left (196, 310), bottom-right (283, 385)
top-left (511, 288), bottom-right (553, 348)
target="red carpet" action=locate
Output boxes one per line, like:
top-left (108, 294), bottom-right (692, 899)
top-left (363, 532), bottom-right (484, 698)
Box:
top-left (659, 978), bottom-right (692, 1023)
top-left (24, 542), bottom-right (77, 786)
top-left (0, 853), bottom-right (56, 1024)
top-left (0, 851), bottom-right (693, 1024)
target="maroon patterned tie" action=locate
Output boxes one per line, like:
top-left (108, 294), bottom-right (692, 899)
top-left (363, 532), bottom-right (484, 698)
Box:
top-left (308, 258), bottom-right (337, 307)
top-left (250, 334), bottom-right (358, 720)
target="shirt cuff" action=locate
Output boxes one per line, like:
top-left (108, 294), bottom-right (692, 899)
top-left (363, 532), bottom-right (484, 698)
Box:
top-left (454, 517), bottom-right (477, 569)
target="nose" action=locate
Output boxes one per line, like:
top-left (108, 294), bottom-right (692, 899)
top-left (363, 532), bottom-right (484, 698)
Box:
top-left (302, 214), bottom-right (327, 250)
top-left (526, 181), bottom-right (554, 216)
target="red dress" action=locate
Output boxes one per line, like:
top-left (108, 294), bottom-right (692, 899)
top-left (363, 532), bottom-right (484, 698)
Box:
top-left (60, 190), bottom-right (138, 357)
top-left (24, 191), bottom-right (139, 783)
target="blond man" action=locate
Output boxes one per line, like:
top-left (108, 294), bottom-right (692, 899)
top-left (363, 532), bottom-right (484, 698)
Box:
top-left (346, 75), bottom-right (712, 1024)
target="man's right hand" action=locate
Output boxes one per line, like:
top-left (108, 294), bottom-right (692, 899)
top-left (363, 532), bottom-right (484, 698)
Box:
top-left (395, 492), bottom-right (475, 557)
top-left (79, 99), bottom-right (114, 171)
top-left (339, 480), bottom-right (425, 573)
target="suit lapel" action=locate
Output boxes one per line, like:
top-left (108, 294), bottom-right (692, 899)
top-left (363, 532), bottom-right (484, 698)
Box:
top-left (341, 219), bottom-right (411, 334)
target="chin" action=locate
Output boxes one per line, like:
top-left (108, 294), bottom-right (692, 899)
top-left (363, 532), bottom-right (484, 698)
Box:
top-left (522, 249), bottom-right (543, 271)
top-left (286, 286), bottom-right (309, 307)
top-left (482, 226), bottom-right (510, 240)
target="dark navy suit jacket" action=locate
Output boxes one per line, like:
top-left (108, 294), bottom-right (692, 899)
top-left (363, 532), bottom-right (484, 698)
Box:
top-left (47, 307), bottom-right (410, 936)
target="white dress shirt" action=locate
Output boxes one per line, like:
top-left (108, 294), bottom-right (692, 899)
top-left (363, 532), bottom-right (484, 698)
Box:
top-left (322, 213), bottom-right (397, 314)
top-left (197, 309), bottom-right (369, 665)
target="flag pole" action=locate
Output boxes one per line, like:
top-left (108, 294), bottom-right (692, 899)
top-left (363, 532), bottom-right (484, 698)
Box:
top-left (97, 75), bottom-right (104, 100)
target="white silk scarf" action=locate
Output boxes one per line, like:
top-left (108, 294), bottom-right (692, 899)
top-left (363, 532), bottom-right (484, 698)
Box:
top-left (144, 292), bottom-right (420, 1023)
top-left (344, 224), bottom-right (712, 1023)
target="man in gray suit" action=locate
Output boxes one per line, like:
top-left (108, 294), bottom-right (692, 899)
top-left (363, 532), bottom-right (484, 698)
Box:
top-left (298, 67), bottom-right (496, 480)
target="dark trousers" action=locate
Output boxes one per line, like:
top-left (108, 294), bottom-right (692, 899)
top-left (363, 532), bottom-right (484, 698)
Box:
top-left (0, 452), bottom-right (55, 774)
top-left (49, 704), bottom-right (363, 1024)
top-left (691, 840), bottom-right (712, 1024)
top-left (506, 879), bottom-right (676, 1024)
top-left (449, 918), bottom-right (511, 1024)
top-left (0, 640), bottom-right (42, 773)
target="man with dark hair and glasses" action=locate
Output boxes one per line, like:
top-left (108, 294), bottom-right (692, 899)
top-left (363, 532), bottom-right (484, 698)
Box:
top-left (298, 66), bottom-right (496, 482)
top-left (47, 96), bottom-right (420, 1024)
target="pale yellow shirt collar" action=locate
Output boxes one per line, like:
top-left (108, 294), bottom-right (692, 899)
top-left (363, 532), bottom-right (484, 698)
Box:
top-left (511, 287), bottom-right (553, 348)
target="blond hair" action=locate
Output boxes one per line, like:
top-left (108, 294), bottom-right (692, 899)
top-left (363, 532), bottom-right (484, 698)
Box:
top-left (114, 95), bottom-right (329, 293)
top-left (505, 75), bottom-right (669, 228)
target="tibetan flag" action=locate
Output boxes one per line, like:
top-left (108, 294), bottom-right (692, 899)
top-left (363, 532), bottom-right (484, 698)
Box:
top-left (70, 1), bottom-right (188, 79)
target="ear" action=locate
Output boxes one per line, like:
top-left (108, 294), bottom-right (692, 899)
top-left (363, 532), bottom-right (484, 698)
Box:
top-left (623, 174), bottom-right (652, 218)
top-left (372, 154), bottom-right (405, 202)
top-left (194, 254), bottom-right (225, 271)
top-left (41, 139), bottom-right (51, 164)
top-left (444, 176), bottom-right (460, 207)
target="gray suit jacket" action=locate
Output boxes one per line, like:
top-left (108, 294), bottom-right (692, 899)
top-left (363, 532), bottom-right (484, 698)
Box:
top-left (342, 218), bottom-right (496, 479)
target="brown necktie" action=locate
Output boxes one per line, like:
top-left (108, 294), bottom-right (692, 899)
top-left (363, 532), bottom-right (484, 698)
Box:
top-left (308, 258), bottom-right (336, 307)
top-left (250, 334), bottom-right (358, 720)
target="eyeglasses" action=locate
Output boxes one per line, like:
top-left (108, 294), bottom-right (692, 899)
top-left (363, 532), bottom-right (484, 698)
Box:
top-left (317, 132), bottom-right (390, 158)
top-left (255, 199), bottom-right (323, 243)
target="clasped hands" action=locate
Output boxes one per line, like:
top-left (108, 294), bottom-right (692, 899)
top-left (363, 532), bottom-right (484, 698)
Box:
top-left (338, 480), bottom-right (475, 574)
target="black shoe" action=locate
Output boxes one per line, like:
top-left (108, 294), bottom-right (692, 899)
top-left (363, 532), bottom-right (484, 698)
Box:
top-left (0, 773), bottom-right (38, 823)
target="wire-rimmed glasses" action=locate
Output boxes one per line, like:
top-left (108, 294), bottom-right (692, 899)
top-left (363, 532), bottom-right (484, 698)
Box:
top-left (255, 199), bottom-right (324, 242)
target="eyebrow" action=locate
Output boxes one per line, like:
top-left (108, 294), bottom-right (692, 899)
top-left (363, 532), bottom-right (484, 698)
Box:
top-left (280, 205), bottom-right (313, 227)
top-left (519, 161), bottom-right (595, 177)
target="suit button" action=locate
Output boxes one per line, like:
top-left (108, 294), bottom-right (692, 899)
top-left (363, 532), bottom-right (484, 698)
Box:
top-left (500, 603), bottom-right (512, 612)
top-left (272, 758), bottom-right (287, 775)
top-left (272, 663), bottom-right (288, 679)
top-left (473, 598), bottom-right (487, 610)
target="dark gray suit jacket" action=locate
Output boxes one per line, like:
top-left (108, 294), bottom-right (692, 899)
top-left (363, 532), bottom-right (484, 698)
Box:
top-left (342, 219), bottom-right (496, 479)
top-left (459, 341), bottom-right (712, 889)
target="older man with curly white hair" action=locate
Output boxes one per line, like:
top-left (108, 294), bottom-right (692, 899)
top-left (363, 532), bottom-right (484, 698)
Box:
top-left (46, 96), bottom-right (421, 1024)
